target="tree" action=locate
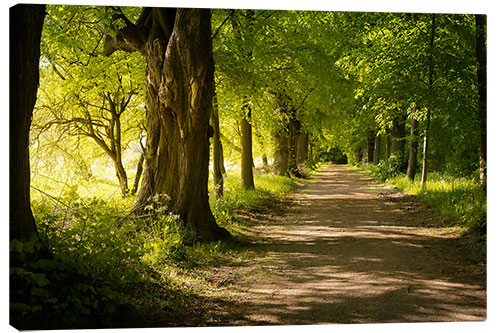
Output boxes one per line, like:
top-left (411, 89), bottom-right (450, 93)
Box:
top-left (210, 94), bottom-right (226, 198)
top-left (34, 5), bottom-right (146, 197)
top-left (10, 4), bottom-right (46, 241)
top-left (104, 8), bottom-right (230, 240)
top-left (475, 14), bottom-right (486, 192)
top-left (406, 107), bottom-right (419, 180)
top-left (420, 14), bottom-right (436, 190)
top-left (240, 105), bottom-right (255, 189)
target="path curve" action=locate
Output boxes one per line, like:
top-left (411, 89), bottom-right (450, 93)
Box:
top-left (214, 164), bottom-right (486, 325)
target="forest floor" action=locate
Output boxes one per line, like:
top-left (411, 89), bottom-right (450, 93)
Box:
top-left (197, 164), bottom-right (486, 325)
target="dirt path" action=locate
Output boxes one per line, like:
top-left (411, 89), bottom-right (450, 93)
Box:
top-left (208, 164), bottom-right (486, 325)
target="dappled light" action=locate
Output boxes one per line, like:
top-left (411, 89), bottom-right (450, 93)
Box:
top-left (213, 165), bottom-right (485, 325)
top-left (10, 4), bottom-right (486, 329)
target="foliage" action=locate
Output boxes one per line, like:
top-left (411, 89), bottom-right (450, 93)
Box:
top-left (370, 153), bottom-right (408, 181)
top-left (16, 4), bottom-right (486, 327)
top-left (13, 167), bottom-right (297, 328)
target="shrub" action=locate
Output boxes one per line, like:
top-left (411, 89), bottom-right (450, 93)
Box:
top-left (372, 153), bottom-right (407, 181)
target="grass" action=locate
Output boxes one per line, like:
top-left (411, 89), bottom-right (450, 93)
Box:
top-left (360, 163), bottom-right (486, 261)
top-left (14, 168), bottom-right (298, 329)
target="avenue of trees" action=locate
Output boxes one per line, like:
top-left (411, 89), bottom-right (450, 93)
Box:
top-left (10, 3), bottom-right (486, 329)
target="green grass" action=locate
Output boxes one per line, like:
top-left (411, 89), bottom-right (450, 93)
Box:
top-left (390, 173), bottom-right (486, 236)
top-left (360, 164), bottom-right (486, 261)
top-left (15, 169), bottom-right (297, 329)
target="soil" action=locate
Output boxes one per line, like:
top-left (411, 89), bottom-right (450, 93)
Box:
top-left (202, 164), bottom-right (486, 325)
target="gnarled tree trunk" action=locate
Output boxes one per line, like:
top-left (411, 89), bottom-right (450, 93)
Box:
top-left (105, 8), bottom-right (229, 240)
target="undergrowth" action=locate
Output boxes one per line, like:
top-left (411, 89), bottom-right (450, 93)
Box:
top-left (11, 170), bottom-right (297, 329)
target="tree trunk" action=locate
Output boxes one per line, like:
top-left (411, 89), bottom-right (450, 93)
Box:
top-left (113, 159), bottom-right (129, 197)
top-left (385, 129), bottom-right (391, 161)
top-left (391, 114), bottom-right (406, 156)
top-left (211, 94), bottom-right (225, 198)
top-left (106, 8), bottom-right (229, 240)
top-left (130, 151), bottom-right (144, 196)
top-left (421, 14), bottom-right (436, 191)
top-left (365, 130), bottom-right (375, 163)
top-left (10, 4), bottom-right (46, 241)
top-left (355, 146), bottom-right (363, 164)
top-left (406, 112), bottom-right (419, 181)
top-left (287, 116), bottom-right (302, 177)
top-left (373, 133), bottom-right (381, 165)
top-left (475, 14), bottom-right (487, 192)
top-left (240, 106), bottom-right (255, 189)
top-left (273, 130), bottom-right (289, 176)
top-left (420, 110), bottom-right (431, 189)
top-left (296, 131), bottom-right (308, 167)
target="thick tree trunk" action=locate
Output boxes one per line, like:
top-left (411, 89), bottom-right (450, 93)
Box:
top-left (273, 131), bottom-right (289, 176)
top-left (240, 106), bottom-right (255, 189)
top-left (10, 4), bottom-right (46, 241)
top-left (406, 113), bottom-right (419, 181)
top-left (111, 8), bottom-right (229, 240)
top-left (475, 14), bottom-right (487, 192)
top-left (391, 114), bottom-right (406, 156)
top-left (211, 94), bottom-right (225, 198)
top-left (373, 133), bottom-right (381, 165)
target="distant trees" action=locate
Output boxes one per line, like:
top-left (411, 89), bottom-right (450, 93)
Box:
top-left (333, 12), bottom-right (481, 184)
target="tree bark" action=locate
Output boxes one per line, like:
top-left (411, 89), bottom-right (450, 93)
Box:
top-left (355, 146), bottom-right (363, 164)
top-left (210, 94), bottom-right (225, 198)
top-left (287, 116), bottom-right (302, 177)
top-left (475, 14), bottom-right (487, 192)
top-left (106, 8), bottom-right (229, 240)
top-left (273, 130), bottom-right (289, 176)
top-left (240, 106), bottom-right (255, 189)
top-left (373, 133), bottom-right (381, 165)
top-left (10, 4), bottom-right (46, 241)
top-left (391, 114), bottom-right (406, 156)
top-left (406, 111), bottom-right (419, 181)
top-left (384, 129), bottom-right (391, 161)
top-left (130, 150), bottom-right (144, 196)
top-left (296, 131), bottom-right (309, 167)
top-left (365, 130), bottom-right (375, 163)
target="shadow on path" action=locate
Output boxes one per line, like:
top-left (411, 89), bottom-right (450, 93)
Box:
top-left (213, 165), bottom-right (486, 325)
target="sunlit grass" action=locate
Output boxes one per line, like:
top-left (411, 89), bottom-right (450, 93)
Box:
top-left (25, 165), bottom-right (298, 327)
top-left (390, 173), bottom-right (486, 235)
top-left (359, 164), bottom-right (486, 262)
